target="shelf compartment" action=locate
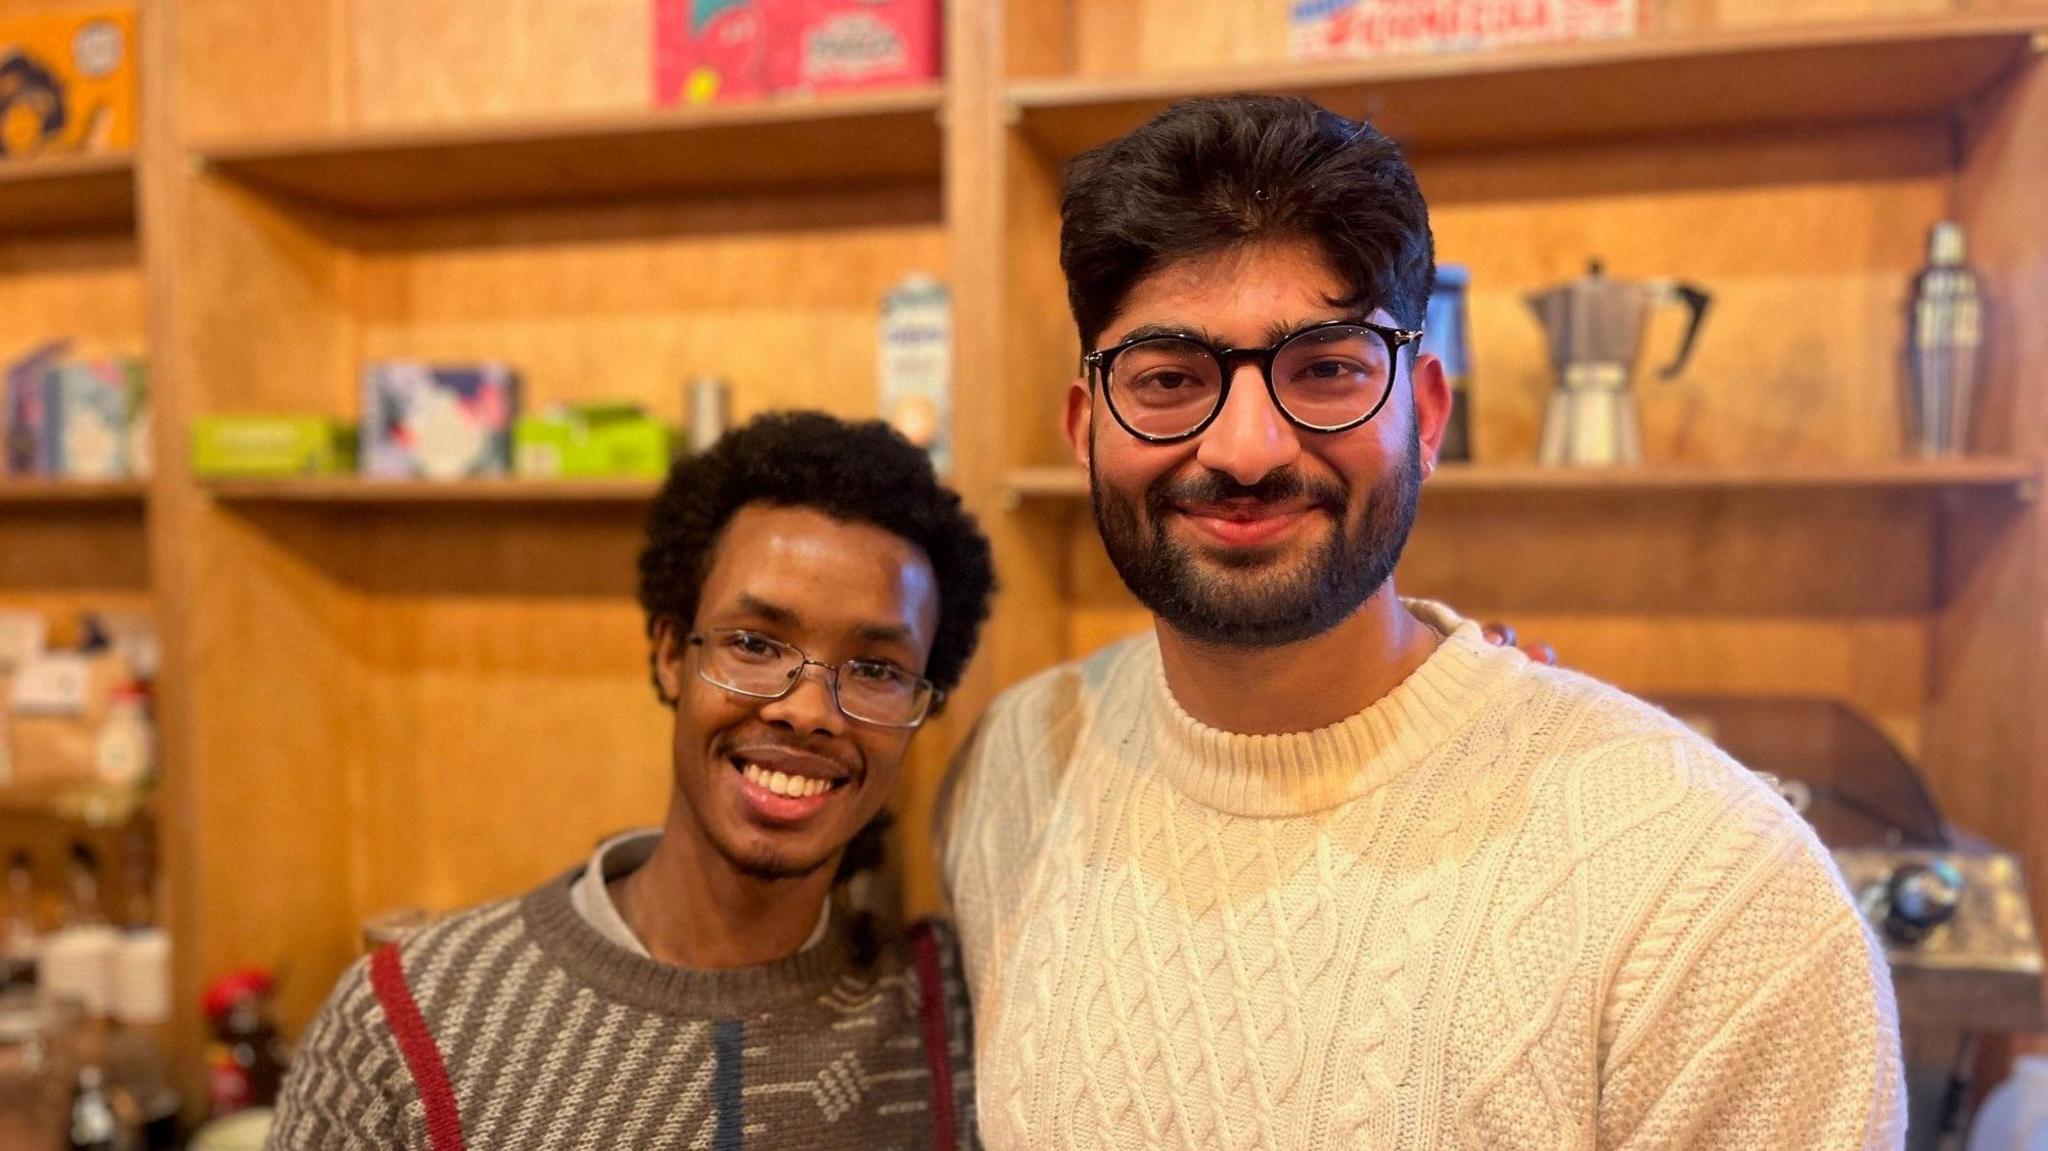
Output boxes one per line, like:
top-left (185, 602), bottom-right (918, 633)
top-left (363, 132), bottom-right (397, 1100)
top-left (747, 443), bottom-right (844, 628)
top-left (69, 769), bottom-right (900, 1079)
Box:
top-left (1005, 459), bottom-right (2042, 504)
top-left (0, 153), bottom-right (136, 236)
top-left (1009, 17), bottom-right (2046, 158)
top-left (193, 86), bottom-right (948, 217)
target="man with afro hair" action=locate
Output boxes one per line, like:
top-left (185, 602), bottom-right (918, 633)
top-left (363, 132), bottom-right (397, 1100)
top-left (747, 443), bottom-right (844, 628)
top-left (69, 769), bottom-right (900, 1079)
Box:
top-left (273, 412), bottom-right (992, 1151)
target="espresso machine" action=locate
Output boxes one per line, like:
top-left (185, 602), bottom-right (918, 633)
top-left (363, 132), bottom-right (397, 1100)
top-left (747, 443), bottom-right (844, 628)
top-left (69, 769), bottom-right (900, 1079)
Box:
top-left (1527, 261), bottom-right (1712, 466)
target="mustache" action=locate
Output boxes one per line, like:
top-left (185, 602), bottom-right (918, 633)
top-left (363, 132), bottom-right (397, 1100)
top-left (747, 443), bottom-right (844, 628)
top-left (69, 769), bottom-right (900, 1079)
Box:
top-left (1150, 466), bottom-right (1348, 513)
top-left (719, 729), bottom-right (862, 776)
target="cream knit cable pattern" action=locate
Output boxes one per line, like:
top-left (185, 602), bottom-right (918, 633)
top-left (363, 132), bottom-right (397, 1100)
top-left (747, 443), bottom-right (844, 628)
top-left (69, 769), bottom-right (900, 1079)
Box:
top-left (941, 602), bottom-right (1904, 1150)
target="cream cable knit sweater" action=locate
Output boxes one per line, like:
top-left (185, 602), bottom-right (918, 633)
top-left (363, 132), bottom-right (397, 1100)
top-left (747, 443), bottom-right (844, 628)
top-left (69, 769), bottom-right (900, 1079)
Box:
top-left (941, 602), bottom-right (1903, 1150)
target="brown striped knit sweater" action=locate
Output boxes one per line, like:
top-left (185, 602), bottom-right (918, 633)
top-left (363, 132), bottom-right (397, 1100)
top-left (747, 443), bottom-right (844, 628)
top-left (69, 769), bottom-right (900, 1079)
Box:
top-left (268, 871), bottom-right (976, 1150)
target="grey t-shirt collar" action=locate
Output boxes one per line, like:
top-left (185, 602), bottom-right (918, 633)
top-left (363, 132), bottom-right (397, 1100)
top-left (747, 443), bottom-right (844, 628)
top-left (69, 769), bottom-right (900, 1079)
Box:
top-left (568, 828), bottom-right (830, 959)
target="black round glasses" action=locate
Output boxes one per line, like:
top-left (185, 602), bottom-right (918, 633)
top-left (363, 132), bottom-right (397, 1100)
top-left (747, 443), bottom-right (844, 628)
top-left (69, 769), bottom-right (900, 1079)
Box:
top-left (1083, 318), bottom-right (1424, 444)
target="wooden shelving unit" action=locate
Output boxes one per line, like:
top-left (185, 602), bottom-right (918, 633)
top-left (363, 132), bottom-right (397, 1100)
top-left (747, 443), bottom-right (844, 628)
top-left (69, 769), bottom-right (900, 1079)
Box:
top-left (1004, 458), bottom-right (2044, 504)
top-left (1009, 16), bottom-right (2046, 158)
top-left (193, 86), bottom-right (947, 216)
top-left (73, 0), bottom-right (2039, 1071)
top-left (0, 152), bottom-right (137, 235)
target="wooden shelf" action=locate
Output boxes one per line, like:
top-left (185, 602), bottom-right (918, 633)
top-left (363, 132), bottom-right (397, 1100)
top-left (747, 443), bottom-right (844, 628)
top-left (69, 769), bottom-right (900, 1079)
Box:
top-left (0, 479), bottom-right (149, 506)
top-left (1005, 459), bottom-right (2042, 504)
top-left (193, 86), bottom-right (947, 217)
top-left (0, 152), bottom-right (137, 236)
top-left (1009, 17), bottom-right (2047, 158)
top-left (203, 477), bottom-right (661, 505)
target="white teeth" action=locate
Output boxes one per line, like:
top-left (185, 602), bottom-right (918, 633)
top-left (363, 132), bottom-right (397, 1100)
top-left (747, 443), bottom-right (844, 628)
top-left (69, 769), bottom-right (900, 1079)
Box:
top-left (740, 762), bottom-right (836, 800)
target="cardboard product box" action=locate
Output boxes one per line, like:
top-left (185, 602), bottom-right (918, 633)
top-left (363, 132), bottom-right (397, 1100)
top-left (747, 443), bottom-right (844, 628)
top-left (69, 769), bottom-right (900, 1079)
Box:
top-left (768, 0), bottom-right (940, 93)
top-left (878, 274), bottom-right (952, 475)
top-left (515, 405), bottom-right (675, 479)
top-left (47, 358), bottom-right (141, 479)
top-left (3, 341), bottom-right (65, 476)
top-left (1288, 0), bottom-right (1637, 60)
top-left (190, 415), bottom-right (355, 478)
top-left (5, 651), bottom-right (125, 789)
top-left (0, 611), bottom-right (47, 675)
top-left (654, 0), bottom-right (771, 106)
top-left (0, 7), bottom-right (137, 157)
top-left (362, 362), bottom-right (519, 480)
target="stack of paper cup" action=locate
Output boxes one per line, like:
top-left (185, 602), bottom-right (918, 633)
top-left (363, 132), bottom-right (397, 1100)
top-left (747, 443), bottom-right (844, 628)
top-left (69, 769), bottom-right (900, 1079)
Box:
top-left (113, 928), bottom-right (172, 1026)
top-left (40, 924), bottom-right (120, 1017)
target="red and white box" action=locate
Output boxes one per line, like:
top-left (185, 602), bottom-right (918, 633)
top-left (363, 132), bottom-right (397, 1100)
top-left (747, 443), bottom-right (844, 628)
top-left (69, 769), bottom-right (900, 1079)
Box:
top-left (1289, 0), bottom-right (1637, 60)
top-left (767, 0), bottom-right (940, 94)
top-left (654, 0), bottom-right (772, 106)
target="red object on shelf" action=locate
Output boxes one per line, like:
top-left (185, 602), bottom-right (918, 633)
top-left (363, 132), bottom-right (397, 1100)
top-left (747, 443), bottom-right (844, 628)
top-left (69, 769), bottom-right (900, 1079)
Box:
top-left (653, 0), bottom-right (772, 105)
top-left (202, 966), bottom-right (287, 1117)
top-left (768, 0), bottom-right (940, 93)
top-left (200, 967), bottom-right (273, 1021)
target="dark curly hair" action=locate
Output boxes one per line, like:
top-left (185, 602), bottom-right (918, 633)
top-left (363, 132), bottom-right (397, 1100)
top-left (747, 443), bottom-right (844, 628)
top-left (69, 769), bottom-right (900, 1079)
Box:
top-left (1061, 94), bottom-right (1435, 352)
top-left (637, 411), bottom-right (995, 706)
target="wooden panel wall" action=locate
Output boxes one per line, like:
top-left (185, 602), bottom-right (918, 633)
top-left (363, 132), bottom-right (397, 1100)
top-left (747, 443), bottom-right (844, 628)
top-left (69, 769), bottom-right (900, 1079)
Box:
top-left (0, 511), bottom-right (150, 648)
top-left (178, 2), bottom-right (346, 138)
top-left (354, 190), bottom-right (944, 421)
top-left (0, 234), bottom-right (146, 361)
top-left (350, 0), bottom-right (649, 126)
top-left (1425, 120), bottom-right (1951, 465)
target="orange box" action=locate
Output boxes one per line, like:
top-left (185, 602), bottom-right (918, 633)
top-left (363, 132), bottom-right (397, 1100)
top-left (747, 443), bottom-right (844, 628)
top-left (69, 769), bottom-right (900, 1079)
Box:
top-left (0, 6), bottom-right (136, 157)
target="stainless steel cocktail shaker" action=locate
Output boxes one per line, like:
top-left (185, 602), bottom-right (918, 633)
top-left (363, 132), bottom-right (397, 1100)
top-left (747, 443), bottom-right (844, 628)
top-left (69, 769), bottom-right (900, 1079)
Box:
top-left (1906, 221), bottom-right (1986, 457)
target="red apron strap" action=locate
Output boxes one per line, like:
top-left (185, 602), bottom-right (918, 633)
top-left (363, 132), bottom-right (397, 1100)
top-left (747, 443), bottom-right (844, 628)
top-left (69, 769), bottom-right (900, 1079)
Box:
top-left (369, 942), bottom-right (469, 1151)
top-left (909, 921), bottom-right (960, 1150)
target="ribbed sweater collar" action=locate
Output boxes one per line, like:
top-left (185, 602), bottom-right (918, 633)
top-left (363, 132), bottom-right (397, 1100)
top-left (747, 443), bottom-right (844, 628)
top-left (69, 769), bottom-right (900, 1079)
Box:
top-left (521, 871), bottom-right (857, 1018)
top-left (1142, 601), bottom-right (1523, 818)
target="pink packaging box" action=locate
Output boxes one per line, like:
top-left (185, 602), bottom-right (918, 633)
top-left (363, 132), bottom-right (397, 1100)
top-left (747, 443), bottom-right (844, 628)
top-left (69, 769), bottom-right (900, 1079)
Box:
top-left (767, 0), bottom-right (940, 94)
top-left (654, 0), bottom-right (772, 106)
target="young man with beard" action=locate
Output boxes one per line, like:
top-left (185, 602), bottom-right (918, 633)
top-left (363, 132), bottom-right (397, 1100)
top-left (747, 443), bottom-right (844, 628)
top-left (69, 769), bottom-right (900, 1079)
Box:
top-left (940, 96), bottom-right (1903, 1149)
top-left (271, 413), bottom-right (989, 1150)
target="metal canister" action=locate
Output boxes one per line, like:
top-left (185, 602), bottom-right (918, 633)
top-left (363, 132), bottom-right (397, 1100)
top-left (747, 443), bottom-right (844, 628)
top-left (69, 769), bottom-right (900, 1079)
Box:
top-left (1425, 264), bottom-right (1472, 462)
top-left (687, 376), bottom-right (732, 455)
top-left (1906, 221), bottom-right (1985, 457)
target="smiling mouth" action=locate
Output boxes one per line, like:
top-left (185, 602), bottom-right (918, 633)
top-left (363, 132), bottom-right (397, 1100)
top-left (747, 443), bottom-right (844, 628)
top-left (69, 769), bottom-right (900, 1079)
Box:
top-left (735, 759), bottom-right (848, 799)
top-left (1173, 499), bottom-right (1326, 547)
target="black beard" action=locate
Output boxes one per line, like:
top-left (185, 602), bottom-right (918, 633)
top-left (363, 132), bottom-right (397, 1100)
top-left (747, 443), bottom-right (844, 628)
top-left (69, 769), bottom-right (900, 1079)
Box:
top-left (1089, 430), bottom-right (1422, 649)
top-left (730, 850), bottom-right (834, 882)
